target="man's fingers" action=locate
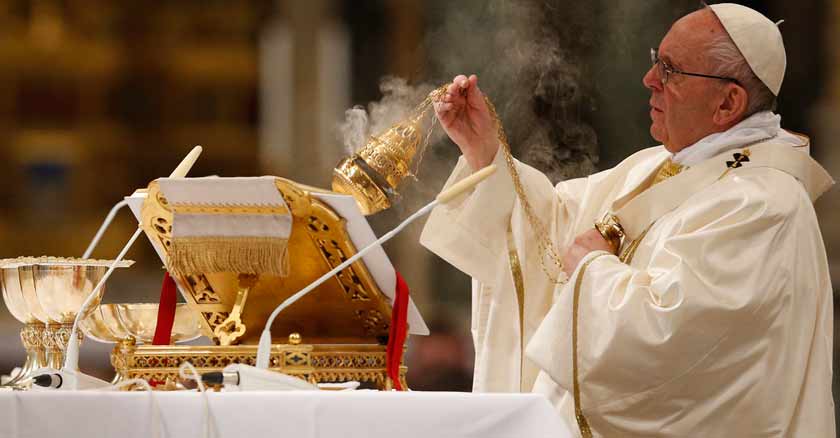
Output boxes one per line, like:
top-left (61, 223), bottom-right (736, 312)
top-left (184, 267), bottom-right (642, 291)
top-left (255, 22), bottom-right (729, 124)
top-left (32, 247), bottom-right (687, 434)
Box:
top-left (465, 76), bottom-right (487, 109)
top-left (433, 101), bottom-right (456, 126)
top-left (453, 74), bottom-right (469, 88)
top-left (447, 81), bottom-right (461, 98)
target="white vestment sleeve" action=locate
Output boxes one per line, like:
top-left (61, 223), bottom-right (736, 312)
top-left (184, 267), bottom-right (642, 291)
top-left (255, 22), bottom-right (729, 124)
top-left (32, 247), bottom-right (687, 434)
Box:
top-left (420, 147), bottom-right (582, 285)
top-left (421, 147), bottom-right (590, 393)
top-left (527, 170), bottom-right (831, 435)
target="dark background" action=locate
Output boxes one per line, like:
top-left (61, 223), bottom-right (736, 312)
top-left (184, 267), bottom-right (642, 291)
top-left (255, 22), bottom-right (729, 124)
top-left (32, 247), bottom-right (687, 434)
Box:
top-left (0, 0), bottom-right (837, 429)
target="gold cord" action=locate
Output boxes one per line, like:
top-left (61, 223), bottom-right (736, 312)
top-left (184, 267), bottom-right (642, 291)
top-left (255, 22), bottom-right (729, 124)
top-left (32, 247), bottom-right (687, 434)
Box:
top-left (484, 97), bottom-right (568, 284)
top-left (572, 253), bottom-right (608, 438)
top-left (507, 227), bottom-right (527, 391)
top-left (424, 84), bottom-right (566, 283)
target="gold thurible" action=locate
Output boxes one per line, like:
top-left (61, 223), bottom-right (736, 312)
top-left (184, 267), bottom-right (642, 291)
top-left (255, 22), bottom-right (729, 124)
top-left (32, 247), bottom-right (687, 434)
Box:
top-left (332, 85), bottom-right (446, 215)
top-left (332, 83), bottom-right (567, 284)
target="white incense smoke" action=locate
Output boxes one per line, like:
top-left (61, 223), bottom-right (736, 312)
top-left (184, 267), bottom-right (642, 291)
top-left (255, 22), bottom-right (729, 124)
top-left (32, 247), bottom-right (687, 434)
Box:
top-left (339, 78), bottom-right (439, 156)
top-left (338, 0), bottom-right (600, 186)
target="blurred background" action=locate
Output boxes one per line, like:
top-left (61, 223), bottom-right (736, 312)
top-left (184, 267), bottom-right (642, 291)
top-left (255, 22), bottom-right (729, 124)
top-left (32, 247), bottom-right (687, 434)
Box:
top-left (0, 0), bottom-right (837, 412)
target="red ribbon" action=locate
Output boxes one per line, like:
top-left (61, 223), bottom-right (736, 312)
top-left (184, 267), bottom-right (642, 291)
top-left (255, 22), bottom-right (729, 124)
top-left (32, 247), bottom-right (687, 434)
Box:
top-left (386, 271), bottom-right (410, 390)
top-left (152, 272), bottom-right (178, 345)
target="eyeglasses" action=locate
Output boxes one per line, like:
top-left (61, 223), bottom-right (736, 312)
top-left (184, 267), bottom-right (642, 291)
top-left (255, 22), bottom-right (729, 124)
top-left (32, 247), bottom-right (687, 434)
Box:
top-left (650, 48), bottom-right (740, 86)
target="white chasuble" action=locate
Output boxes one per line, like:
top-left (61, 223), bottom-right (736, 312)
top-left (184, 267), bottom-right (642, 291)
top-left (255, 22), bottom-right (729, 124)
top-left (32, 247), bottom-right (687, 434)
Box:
top-left (420, 138), bottom-right (835, 437)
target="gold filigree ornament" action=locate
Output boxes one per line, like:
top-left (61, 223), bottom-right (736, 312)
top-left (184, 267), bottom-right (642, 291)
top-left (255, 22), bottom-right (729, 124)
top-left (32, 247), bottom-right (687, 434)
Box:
top-left (333, 84), bottom-right (567, 283)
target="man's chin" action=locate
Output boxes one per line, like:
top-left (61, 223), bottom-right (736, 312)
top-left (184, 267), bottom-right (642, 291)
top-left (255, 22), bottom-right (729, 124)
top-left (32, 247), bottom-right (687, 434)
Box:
top-left (649, 125), bottom-right (666, 145)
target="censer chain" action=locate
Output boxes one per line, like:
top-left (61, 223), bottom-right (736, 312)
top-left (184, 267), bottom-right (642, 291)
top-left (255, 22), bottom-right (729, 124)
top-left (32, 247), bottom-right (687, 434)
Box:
top-left (483, 97), bottom-right (568, 284)
top-left (421, 84), bottom-right (567, 284)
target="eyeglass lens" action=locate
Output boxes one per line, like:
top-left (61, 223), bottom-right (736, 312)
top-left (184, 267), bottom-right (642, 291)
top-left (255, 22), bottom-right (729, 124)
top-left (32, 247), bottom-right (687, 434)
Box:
top-left (651, 48), bottom-right (668, 85)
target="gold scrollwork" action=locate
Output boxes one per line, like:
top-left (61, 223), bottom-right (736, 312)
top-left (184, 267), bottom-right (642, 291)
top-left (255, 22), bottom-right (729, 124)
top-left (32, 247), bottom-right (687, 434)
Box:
top-left (186, 275), bottom-right (222, 304)
top-left (202, 311), bottom-right (230, 331)
top-left (355, 310), bottom-right (386, 336)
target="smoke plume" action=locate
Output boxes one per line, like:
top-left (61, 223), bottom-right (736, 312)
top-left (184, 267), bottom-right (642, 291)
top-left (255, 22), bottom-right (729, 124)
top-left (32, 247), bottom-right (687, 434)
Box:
top-left (339, 0), bottom-right (600, 187)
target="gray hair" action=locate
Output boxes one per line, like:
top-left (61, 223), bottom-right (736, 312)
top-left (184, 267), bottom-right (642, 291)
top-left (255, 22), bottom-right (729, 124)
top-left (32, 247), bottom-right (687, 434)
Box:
top-left (705, 32), bottom-right (777, 116)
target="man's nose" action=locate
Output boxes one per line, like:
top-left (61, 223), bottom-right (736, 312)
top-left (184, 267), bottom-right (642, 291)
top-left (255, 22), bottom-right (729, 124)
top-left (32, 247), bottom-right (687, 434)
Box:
top-left (643, 65), bottom-right (662, 91)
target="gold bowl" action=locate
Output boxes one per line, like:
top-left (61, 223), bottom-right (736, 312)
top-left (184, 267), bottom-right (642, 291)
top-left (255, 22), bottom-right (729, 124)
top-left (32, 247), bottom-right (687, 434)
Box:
top-left (0, 256), bottom-right (133, 370)
top-left (81, 303), bottom-right (203, 344)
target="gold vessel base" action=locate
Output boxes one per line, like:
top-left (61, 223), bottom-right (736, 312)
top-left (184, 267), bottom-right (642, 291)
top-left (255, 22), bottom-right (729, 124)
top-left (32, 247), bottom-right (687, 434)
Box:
top-left (111, 341), bottom-right (407, 391)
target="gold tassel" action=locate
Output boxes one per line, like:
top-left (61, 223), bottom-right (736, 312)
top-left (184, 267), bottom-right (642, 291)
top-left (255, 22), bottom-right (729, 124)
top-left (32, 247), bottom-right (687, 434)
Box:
top-left (167, 237), bottom-right (290, 277)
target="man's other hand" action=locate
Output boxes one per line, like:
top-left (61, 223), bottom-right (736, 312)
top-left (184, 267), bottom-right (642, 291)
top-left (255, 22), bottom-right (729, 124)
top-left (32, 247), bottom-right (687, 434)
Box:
top-left (433, 74), bottom-right (499, 171)
top-left (562, 229), bottom-right (615, 277)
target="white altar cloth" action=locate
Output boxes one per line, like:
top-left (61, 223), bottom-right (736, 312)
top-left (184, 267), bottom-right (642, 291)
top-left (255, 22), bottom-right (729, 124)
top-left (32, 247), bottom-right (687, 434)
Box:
top-left (0, 390), bottom-right (572, 438)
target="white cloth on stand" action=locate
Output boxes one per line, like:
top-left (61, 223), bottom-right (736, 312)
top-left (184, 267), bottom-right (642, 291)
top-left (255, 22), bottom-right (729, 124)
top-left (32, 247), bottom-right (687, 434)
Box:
top-left (158, 176), bottom-right (292, 240)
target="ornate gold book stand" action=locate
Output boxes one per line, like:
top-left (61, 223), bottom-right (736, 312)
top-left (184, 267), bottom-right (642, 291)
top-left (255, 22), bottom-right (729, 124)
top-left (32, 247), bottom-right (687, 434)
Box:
top-left (111, 178), bottom-right (408, 389)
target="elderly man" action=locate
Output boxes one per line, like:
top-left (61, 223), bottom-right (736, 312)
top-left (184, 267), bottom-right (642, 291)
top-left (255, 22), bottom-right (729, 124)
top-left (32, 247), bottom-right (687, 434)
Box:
top-left (421, 3), bottom-right (835, 437)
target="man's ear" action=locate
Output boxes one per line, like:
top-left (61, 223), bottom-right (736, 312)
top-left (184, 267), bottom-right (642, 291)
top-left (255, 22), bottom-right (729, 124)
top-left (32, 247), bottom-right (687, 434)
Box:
top-left (714, 83), bottom-right (748, 126)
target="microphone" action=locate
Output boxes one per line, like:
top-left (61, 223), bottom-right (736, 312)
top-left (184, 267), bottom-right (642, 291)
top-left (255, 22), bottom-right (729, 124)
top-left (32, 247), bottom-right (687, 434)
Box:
top-left (203, 164), bottom-right (498, 390)
top-left (201, 364), bottom-right (317, 391)
top-left (33, 146), bottom-right (204, 390)
top-left (29, 368), bottom-right (113, 390)
top-left (31, 373), bottom-right (61, 388)
top-left (82, 200), bottom-right (130, 259)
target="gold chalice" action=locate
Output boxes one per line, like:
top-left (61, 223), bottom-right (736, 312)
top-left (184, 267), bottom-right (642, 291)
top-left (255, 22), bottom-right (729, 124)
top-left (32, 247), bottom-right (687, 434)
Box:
top-left (1, 258), bottom-right (47, 388)
top-left (12, 257), bottom-right (133, 370)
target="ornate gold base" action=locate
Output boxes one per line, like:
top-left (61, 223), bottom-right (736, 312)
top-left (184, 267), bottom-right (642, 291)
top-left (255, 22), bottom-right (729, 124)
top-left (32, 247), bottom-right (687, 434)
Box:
top-left (111, 340), bottom-right (407, 391)
top-left (43, 323), bottom-right (82, 370)
top-left (2, 322), bottom-right (46, 389)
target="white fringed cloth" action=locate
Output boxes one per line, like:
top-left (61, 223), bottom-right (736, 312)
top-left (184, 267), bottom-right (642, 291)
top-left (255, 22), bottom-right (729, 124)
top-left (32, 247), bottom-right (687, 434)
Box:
top-left (157, 176), bottom-right (292, 277)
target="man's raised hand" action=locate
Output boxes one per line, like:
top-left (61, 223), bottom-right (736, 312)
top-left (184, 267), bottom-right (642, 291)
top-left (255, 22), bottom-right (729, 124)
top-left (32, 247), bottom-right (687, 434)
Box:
top-left (433, 74), bottom-right (499, 171)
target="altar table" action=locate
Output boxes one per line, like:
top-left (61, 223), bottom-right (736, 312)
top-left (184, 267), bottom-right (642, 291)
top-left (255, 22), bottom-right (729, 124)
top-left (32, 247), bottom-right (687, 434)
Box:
top-left (0, 390), bottom-right (573, 438)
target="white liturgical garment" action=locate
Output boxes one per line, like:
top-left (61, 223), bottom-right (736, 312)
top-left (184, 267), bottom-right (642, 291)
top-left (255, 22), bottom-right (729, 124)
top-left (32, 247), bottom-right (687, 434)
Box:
top-left (420, 122), bottom-right (835, 437)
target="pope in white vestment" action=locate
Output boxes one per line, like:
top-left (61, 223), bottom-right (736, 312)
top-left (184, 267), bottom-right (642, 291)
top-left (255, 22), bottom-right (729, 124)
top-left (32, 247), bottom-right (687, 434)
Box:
top-left (420, 4), bottom-right (836, 438)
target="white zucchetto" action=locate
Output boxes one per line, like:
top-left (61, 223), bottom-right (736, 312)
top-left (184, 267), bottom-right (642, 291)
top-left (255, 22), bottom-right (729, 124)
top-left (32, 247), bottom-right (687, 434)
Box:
top-left (709, 3), bottom-right (786, 96)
